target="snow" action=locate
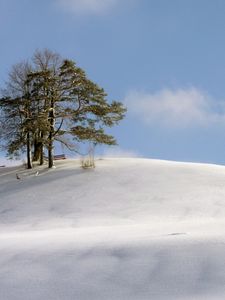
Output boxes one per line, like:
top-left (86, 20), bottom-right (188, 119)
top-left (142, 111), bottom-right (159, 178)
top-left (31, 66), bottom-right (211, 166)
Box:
top-left (1, 158), bottom-right (225, 299)
top-left (0, 156), bottom-right (22, 167)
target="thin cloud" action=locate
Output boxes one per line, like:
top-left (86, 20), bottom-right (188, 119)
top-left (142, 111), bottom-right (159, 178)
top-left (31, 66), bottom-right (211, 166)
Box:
top-left (124, 88), bottom-right (225, 128)
top-left (57, 0), bottom-right (119, 15)
top-left (102, 147), bottom-right (140, 158)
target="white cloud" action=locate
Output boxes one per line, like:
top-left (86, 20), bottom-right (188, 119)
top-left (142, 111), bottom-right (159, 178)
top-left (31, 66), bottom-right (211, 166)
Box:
top-left (124, 88), bottom-right (225, 128)
top-left (57, 0), bottom-right (118, 15)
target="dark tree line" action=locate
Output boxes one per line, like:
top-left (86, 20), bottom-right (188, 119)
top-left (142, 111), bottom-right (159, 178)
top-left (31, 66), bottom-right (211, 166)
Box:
top-left (0, 49), bottom-right (126, 168)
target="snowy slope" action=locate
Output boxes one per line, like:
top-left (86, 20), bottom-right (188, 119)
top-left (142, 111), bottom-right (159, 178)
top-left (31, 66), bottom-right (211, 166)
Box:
top-left (1, 158), bottom-right (225, 299)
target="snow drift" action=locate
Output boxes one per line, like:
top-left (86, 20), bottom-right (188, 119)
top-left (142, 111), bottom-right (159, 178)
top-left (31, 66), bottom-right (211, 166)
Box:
top-left (1, 158), bottom-right (225, 299)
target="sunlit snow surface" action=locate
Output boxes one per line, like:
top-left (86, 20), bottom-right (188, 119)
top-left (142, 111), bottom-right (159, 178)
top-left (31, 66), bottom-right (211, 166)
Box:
top-left (1, 158), bottom-right (225, 299)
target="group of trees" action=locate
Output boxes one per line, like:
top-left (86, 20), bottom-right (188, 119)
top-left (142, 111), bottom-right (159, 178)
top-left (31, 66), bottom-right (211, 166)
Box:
top-left (0, 49), bottom-right (126, 168)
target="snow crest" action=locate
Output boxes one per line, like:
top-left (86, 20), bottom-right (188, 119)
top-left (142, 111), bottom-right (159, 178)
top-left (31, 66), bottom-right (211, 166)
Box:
top-left (1, 158), bottom-right (225, 299)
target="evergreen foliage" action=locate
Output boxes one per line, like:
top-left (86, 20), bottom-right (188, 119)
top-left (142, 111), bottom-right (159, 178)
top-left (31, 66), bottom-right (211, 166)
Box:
top-left (0, 49), bottom-right (126, 168)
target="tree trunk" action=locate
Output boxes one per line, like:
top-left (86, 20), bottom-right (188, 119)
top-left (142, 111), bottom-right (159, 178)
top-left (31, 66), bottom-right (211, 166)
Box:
top-left (48, 135), bottom-right (54, 168)
top-left (26, 132), bottom-right (32, 169)
top-left (33, 139), bottom-right (41, 161)
top-left (48, 103), bottom-right (55, 168)
top-left (33, 138), bottom-right (44, 165)
top-left (40, 143), bottom-right (44, 165)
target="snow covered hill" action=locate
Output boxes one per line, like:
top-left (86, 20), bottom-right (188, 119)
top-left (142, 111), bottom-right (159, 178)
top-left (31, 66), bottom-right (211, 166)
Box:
top-left (1, 158), bottom-right (225, 299)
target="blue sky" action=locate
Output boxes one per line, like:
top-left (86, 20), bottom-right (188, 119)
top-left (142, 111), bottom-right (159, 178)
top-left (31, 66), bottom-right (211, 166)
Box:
top-left (1, 0), bottom-right (225, 164)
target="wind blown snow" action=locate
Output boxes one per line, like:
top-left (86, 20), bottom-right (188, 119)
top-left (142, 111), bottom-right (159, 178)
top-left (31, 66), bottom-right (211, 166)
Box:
top-left (1, 158), bottom-right (225, 299)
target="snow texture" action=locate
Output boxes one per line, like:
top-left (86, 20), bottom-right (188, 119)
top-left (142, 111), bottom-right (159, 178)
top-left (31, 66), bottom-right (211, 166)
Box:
top-left (1, 158), bottom-right (225, 299)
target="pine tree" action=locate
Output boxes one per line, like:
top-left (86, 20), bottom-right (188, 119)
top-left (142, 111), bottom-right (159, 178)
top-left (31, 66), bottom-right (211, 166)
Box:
top-left (0, 49), bottom-right (126, 168)
top-left (58, 59), bottom-right (126, 146)
top-left (0, 62), bottom-right (34, 168)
